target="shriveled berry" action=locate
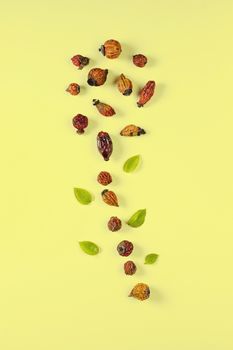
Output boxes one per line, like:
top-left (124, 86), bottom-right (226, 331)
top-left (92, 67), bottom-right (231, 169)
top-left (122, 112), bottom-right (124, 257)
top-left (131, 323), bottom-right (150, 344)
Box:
top-left (108, 216), bottom-right (122, 231)
top-left (124, 261), bottom-right (137, 275)
top-left (71, 55), bottom-right (89, 69)
top-left (97, 171), bottom-right (112, 186)
top-left (99, 39), bottom-right (122, 59)
top-left (93, 99), bottom-right (116, 117)
top-left (97, 131), bottom-right (113, 161)
top-left (72, 114), bottom-right (88, 134)
top-left (87, 68), bottom-right (108, 86)
top-left (101, 189), bottom-right (119, 207)
top-left (117, 240), bottom-right (133, 257)
top-left (66, 83), bottom-right (80, 95)
top-left (129, 283), bottom-right (150, 301)
top-left (133, 54), bottom-right (147, 68)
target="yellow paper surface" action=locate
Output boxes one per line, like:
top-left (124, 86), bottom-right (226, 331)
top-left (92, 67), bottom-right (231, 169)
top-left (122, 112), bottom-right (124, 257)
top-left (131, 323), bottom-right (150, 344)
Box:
top-left (1, 1), bottom-right (233, 349)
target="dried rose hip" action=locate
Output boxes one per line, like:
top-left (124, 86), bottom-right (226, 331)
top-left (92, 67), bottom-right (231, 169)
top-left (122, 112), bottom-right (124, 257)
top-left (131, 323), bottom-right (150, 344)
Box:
top-left (97, 171), bottom-right (112, 186)
top-left (117, 74), bottom-right (133, 96)
top-left (133, 54), bottom-right (147, 68)
top-left (124, 261), bottom-right (137, 275)
top-left (108, 216), bottom-right (122, 231)
top-left (137, 80), bottom-right (156, 107)
top-left (93, 99), bottom-right (116, 117)
top-left (72, 114), bottom-right (88, 134)
top-left (66, 83), bottom-right (80, 95)
top-left (129, 283), bottom-right (150, 301)
top-left (71, 54), bottom-right (89, 69)
top-left (117, 240), bottom-right (133, 257)
top-left (97, 131), bottom-right (113, 161)
top-left (99, 39), bottom-right (122, 59)
top-left (87, 68), bottom-right (108, 86)
top-left (101, 189), bottom-right (119, 207)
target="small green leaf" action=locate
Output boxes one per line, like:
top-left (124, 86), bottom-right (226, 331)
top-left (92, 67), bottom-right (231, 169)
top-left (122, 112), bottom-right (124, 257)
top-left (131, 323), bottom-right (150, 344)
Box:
top-left (123, 155), bottom-right (140, 173)
top-left (127, 209), bottom-right (146, 228)
top-left (74, 188), bottom-right (92, 205)
top-left (79, 241), bottom-right (100, 255)
top-left (144, 253), bottom-right (159, 264)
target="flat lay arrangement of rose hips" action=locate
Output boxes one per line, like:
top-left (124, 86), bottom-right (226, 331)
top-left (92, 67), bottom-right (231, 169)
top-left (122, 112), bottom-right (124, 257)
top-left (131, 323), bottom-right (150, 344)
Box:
top-left (67, 39), bottom-right (160, 301)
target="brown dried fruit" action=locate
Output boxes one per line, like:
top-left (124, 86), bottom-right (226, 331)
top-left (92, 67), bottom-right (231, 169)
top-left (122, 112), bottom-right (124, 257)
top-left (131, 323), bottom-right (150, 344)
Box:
top-left (137, 80), bottom-right (156, 107)
top-left (133, 54), bottom-right (147, 68)
top-left (97, 131), bottom-right (113, 161)
top-left (117, 74), bottom-right (133, 96)
top-left (117, 240), bottom-right (133, 256)
top-left (66, 83), bottom-right (80, 95)
top-left (129, 283), bottom-right (150, 301)
top-left (97, 171), bottom-right (112, 186)
top-left (99, 39), bottom-right (122, 59)
top-left (87, 68), bottom-right (108, 86)
top-left (120, 124), bottom-right (146, 137)
top-left (71, 54), bottom-right (89, 69)
top-left (101, 189), bottom-right (119, 207)
top-left (124, 261), bottom-right (137, 275)
top-left (72, 114), bottom-right (88, 134)
top-left (108, 216), bottom-right (122, 231)
top-left (93, 99), bottom-right (116, 117)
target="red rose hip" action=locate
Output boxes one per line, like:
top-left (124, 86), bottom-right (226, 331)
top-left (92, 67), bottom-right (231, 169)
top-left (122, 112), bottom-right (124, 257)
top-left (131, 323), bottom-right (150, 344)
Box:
top-left (117, 240), bottom-right (134, 256)
top-left (72, 114), bottom-right (88, 134)
top-left (124, 261), bottom-right (137, 275)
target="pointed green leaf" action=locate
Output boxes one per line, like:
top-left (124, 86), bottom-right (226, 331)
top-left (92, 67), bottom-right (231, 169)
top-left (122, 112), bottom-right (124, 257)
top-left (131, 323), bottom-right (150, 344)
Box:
top-left (79, 241), bottom-right (100, 255)
top-left (144, 253), bottom-right (159, 264)
top-left (74, 188), bottom-right (92, 205)
top-left (127, 209), bottom-right (146, 228)
top-left (123, 155), bottom-right (140, 173)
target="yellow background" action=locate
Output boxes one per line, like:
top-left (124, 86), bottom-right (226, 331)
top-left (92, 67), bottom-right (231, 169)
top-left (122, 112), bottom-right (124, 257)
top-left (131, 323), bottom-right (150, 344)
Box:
top-left (1, 0), bottom-right (233, 349)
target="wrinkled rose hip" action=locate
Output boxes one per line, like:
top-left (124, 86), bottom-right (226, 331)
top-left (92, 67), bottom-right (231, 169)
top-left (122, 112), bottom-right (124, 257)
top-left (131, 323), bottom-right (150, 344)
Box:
top-left (108, 216), bottom-right (122, 231)
top-left (72, 114), bottom-right (88, 134)
top-left (71, 54), bottom-right (89, 69)
top-left (117, 240), bottom-right (134, 256)
top-left (66, 83), bottom-right (80, 95)
top-left (124, 261), bottom-right (137, 275)
top-left (133, 54), bottom-right (147, 67)
top-left (97, 171), bottom-right (112, 186)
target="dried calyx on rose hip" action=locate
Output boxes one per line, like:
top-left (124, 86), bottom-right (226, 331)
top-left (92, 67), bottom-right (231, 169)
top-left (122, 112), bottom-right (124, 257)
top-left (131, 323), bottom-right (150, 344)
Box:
top-left (101, 189), bottom-right (119, 207)
top-left (72, 114), bottom-right (88, 134)
top-left (108, 216), bottom-right (122, 231)
top-left (97, 171), bottom-right (112, 186)
top-left (93, 99), bottom-right (116, 117)
top-left (87, 68), bottom-right (108, 86)
top-left (97, 131), bottom-right (113, 161)
top-left (133, 54), bottom-right (147, 67)
top-left (71, 54), bottom-right (89, 69)
top-left (66, 83), bottom-right (80, 95)
top-left (117, 240), bottom-right (133, 256)
top-left (129, 283), bottom-right (150, 301)
top-left (124, 261), bottom-right (137, 275)
top-left (120, 124), bottom-right (146, 136)
top-left (137, 80), bottom-right (156, 107)
top-left (117, 74), bottom-right (133, 96)
top-left (99, 39), bottom-right (122, 59)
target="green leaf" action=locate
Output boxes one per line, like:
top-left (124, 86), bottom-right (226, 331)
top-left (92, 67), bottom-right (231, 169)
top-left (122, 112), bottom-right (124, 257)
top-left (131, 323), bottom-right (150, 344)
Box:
top-left (127, 209), bottom-right (146, 228)
top-left (123, 155), bottom-right (140, 173)
top-left (74, 188), bottom-right (92, 205)
top-left (79, 241), bottom-right (100, 255)
top-left (144, 253), bottom-right (159, 264)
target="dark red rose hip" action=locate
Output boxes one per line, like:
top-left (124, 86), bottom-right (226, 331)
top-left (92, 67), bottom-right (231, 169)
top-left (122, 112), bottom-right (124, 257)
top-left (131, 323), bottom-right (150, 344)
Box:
top-left (72, 114), bottom-right (88, 134)
top-left (97, 171), bottom-right (112, 186)
top-left (117, 240), bottom-right (134, 257)
top-left (124, 261), bottom-right (137, 275)
top-left (71, 54), bottom-right (89, 69)
top-left (97, 131), bottom-right (113, 161)
top-left (108, 216), bottom-right (122, 231)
